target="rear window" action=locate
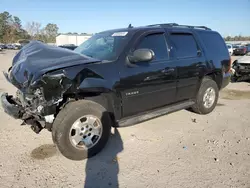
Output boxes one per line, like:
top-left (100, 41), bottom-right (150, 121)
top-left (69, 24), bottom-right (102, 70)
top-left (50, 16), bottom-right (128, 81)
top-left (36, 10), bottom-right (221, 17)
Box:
top-left (199, 31), bottom-right (228, 57)
top-left (169, 33), bottom-right (198, 58)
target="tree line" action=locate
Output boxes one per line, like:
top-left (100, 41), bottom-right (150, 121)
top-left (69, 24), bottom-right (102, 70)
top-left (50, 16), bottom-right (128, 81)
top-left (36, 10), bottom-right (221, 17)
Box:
top-left (224, 36), bottom-right (250, 41)
top-left (0, 11), bottom-right (59, 43)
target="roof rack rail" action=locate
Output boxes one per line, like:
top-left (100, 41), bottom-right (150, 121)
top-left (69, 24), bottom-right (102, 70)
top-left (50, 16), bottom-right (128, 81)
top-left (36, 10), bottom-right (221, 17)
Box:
top-left (147, 23), bottom-right (211, 30)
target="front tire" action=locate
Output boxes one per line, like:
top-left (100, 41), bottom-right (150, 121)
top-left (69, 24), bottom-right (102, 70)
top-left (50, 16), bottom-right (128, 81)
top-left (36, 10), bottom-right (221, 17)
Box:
top-left (52, 100), bottom-right (111, 160)
top-left (192, 77), bottom-right (219, 114)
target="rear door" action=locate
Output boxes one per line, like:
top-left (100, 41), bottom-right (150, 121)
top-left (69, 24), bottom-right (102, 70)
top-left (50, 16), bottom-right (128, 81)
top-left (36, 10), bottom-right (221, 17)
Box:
top-left (167, 30), bottom-right (207, 101)
top-left (119, 30), bottom-right (177, 117)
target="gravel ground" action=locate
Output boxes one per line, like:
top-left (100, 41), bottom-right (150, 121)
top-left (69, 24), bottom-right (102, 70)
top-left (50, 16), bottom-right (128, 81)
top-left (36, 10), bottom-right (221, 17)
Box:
top-left (0, 50), bottom-right (249, 188)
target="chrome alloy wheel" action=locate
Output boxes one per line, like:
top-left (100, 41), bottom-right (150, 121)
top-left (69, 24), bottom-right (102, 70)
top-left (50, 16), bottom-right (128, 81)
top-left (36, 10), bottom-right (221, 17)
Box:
top-left (203, 87), bottom-right (216, 108)
top-left (69, 115), bottom-right (103, 150)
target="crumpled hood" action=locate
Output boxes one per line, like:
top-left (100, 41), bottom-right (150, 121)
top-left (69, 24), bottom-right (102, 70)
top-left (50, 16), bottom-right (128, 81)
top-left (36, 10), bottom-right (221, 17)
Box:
top-left (237, 55), bottom-right (250, 64)
top-left (6, 41), bottom-right (99, 89)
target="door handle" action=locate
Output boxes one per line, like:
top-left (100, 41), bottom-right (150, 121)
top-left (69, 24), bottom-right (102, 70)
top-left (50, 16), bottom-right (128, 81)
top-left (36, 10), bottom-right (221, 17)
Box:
top-left (161, 68), bottom-right (175, 74)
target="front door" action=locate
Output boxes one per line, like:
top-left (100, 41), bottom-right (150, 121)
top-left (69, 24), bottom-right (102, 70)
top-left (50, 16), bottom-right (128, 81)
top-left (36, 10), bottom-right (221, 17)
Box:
top-left (119, 32), bottom-right (177, 117)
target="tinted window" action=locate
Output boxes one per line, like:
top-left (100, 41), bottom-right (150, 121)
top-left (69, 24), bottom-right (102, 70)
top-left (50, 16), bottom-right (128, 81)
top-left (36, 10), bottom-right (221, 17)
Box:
top-left (199, 31), bottom-right (228, 57)
top-left (136, 34), bottom-right (168, 61)
top-left (169, 33), bottom-right (198, 58)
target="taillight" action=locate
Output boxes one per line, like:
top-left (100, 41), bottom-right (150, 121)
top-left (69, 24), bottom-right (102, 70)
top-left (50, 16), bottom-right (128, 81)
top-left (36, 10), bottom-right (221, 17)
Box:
top-left (244, 48), bottom-right (247, 53)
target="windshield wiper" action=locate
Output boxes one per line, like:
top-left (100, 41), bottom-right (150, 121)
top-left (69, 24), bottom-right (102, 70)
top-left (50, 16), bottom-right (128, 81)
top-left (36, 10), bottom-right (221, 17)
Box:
top-left (85, 54), bottom-right (93, 58)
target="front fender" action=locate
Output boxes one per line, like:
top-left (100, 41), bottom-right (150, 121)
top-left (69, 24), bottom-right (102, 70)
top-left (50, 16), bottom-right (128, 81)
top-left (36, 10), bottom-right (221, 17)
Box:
top-left (78, 78), bottom-right (122, 121)
top-left (78, 77), bottom-right (111, 93)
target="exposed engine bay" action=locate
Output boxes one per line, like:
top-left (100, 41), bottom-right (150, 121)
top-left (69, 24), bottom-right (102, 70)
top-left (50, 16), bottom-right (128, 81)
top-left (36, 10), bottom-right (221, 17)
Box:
top-left (2, 71), bottom-right (73, 133)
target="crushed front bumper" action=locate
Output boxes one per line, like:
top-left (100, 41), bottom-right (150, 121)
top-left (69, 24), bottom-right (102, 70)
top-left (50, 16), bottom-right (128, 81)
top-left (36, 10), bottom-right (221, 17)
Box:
top-left (0, 93), bottom-right (24, 119)
top-left (1, 93), bottom-right (45, 133)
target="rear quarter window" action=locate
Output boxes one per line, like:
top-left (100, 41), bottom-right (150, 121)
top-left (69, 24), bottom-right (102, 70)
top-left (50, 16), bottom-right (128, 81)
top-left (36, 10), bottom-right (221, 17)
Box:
top-left (198, 31), bottom-right (228, 57)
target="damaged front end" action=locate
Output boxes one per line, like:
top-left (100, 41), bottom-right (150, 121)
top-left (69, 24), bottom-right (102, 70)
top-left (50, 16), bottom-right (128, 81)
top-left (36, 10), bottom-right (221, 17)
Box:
top-left (231, 59), bottom-right (250, 82)
top-left (1, 70), bottom-right (72, 133)
top-left (1, 41), bottom-right (100, 134)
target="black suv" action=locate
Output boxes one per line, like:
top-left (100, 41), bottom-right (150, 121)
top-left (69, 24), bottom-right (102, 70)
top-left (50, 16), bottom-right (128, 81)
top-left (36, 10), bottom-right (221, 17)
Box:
top-left (1, 23), bottom-right (231, 160)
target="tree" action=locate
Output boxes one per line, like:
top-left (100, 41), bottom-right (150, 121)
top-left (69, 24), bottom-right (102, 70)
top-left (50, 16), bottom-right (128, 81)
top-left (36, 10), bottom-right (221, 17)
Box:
top-left (224, 36), bottom-right (231, 41)
top-left (1, 11), bottom-right (12, 24)
top-left (25, 21), bottom-right (41, 38)
top-left (44, 23), bottom-right (58, 42)
top-left (0, 11), bottom-right (12, 42)
top-left (224, 35), bottom-right (250, 41)
top-left (17, 29), bottom-right (30, 40)
top-left (13, 16), bottom-right (22, 30)
top-left (0, 14), bottom-right (4, 40)
top-left (34, 28), bottom-right (47, 42)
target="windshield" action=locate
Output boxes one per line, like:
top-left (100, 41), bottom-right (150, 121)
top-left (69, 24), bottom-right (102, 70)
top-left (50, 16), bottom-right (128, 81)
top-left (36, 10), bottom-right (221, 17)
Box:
top-left (227, 45), bottom-right (231, 49)
top-left (74, 31), bottom-right (130, 61)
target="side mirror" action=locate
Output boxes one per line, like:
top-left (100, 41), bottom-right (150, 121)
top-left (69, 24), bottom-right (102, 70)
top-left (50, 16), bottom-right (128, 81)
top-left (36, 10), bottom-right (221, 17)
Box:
top-left (128, 49), bottom-right (154, 63)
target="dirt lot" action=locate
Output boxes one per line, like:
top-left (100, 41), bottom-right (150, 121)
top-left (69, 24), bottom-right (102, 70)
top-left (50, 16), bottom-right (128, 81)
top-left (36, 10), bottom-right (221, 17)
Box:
top-left (0, 50), bottom-right (249, 188)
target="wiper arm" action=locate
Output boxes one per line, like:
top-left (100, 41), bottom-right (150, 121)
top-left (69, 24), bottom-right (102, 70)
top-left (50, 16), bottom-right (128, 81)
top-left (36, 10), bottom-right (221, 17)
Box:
top-left (86, 54), bottom-right (93, 58)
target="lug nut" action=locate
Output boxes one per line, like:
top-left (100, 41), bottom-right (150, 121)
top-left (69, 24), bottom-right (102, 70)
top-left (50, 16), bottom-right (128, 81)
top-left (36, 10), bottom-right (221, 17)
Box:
top-left (88, 133), bottom-right (91, 136)
top-left (89, 128), bottom-right (92, 131)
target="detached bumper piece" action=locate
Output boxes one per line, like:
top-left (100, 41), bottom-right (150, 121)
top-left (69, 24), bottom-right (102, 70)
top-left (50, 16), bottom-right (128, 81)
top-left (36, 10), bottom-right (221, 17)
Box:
top-left (1, 93), bottom-right (43, 134)
top-left (1, 93), bottom-right (23, 119)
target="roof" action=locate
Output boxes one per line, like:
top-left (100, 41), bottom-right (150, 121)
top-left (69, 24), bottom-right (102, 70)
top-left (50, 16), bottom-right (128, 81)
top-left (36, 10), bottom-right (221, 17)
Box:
top-left (98, 23), bottom-right (213, 35)
top-left (148, 23), bottom-right (211, 30)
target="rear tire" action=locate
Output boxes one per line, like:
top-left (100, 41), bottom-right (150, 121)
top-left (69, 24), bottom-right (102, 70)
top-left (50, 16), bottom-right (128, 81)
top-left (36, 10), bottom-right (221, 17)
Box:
top-left (192, 77), bottom-right (219, 114)
top-left (52, 100), bottom-right (111, 160)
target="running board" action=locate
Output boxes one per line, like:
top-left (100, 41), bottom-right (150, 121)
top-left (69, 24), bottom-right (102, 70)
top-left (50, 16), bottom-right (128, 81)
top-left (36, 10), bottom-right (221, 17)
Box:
top-left (117, 100), bottom-right (195, 127)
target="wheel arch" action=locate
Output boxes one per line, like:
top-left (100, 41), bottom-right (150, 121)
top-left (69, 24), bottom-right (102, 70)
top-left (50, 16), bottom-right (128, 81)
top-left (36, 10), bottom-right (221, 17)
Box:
top-left (204, 71), bottom-right (223, 89)
top-left (63, 89), bottom-right (121, 127)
